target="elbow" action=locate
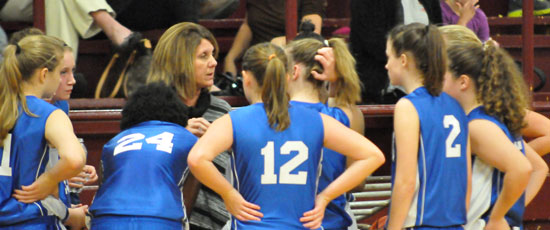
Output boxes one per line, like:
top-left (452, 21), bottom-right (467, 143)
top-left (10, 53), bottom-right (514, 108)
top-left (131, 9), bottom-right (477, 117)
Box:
top-left (187, 151), bottom-right (201, 173)
top-left (373, 150), bottom-right (386, 168)
top-left (68, 154), bottom-right (85, 174)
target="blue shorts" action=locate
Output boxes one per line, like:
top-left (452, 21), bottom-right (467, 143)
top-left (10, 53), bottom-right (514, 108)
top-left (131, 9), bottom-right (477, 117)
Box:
top-left (91, 215), bottom-right (184, 230)
top-left (0, 216), bottom-right (61, 230)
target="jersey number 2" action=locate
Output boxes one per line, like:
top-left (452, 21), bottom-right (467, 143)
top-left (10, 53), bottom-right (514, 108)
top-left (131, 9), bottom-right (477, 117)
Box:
top-left (443, 115), bottom-right (461, 158)
top-left (0, 134), bottom-right (12, 176)
top-left (261, 141), bottom-right (308, 185)
top-left (113, 132), bottom-right (174, 156)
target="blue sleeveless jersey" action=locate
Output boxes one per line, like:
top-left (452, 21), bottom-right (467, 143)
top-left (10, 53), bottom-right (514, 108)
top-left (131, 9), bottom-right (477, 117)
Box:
top-left (229, 103), bottom-right (324, 230)
top-left (389, 87), bottom-right (469, 228)
top-left (53, 100), bottom-right (69, 115)
top-left (0, 96), bottom-right (58, 226)
top-left (290, 101), bottom-right (352, 229)
top-left (89, 121), bottom-right (197, 222)
top-left (466, 106), bottom-right (525, 229)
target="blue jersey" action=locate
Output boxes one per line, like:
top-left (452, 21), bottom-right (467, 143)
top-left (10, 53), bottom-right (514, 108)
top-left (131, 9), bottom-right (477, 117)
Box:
top-left (89, 121), bottom-right (197, 222)
top-left (229, 103), bottom-right (324, 230)
top-left (466, 106), bottom-right (525, 229)
top-left (53, 100), bottom-right (69, 115)
top-left (290, 101), bottom-right (352, 229)
top-left (389, 87), bottom-right (469, 228)
top-left (0, 96), bottom-right (58, 226)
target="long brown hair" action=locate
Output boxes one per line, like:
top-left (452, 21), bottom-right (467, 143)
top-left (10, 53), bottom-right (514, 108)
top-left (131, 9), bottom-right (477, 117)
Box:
top-left (147, 22), bottom-right (219, 100)
top-left (388, 23), bottom-right (447, 96)
top-left (0, 35), bottom-right (64, 145)
top-left (242, 43), bottom-right (290, 131)
top-left (286, 38), bottom-right (361, 106)
top-left (446, 39), bottom-right (528, 135)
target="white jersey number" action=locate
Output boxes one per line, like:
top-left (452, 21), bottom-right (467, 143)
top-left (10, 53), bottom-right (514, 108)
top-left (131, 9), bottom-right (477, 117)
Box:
top-left (443, 115), bottom-right (461, 158)
top-left (0, 134), bottom-right (12, 176)
top-left (114, 132), bottom-right (174, 156)
top-left (261, 141), bottom-right (308, 185)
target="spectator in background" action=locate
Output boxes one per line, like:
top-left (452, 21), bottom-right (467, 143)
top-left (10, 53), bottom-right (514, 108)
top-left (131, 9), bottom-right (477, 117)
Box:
top-left (223, 0), bottom-right (326, 77)
top-left (440, 0), bottom-right (490, 42)
top-left (349, 0), bottom-right (442, 104)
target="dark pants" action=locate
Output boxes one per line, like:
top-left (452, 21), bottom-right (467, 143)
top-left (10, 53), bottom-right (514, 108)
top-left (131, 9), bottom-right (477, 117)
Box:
top-left (107, 0), bottom-right (199, 31)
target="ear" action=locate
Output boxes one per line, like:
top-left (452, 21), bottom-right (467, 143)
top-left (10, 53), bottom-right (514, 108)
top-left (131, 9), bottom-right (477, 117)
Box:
top-left (242, 70), bottom-right (252, 87)
top-left (37, 67), bottom-right (49, 84)
top-left (399, 53), bottom-right (408, 67)
top-left (291, 64), bottom-right (300, 81)
top-left (458, 74), bottom-right (471, 91)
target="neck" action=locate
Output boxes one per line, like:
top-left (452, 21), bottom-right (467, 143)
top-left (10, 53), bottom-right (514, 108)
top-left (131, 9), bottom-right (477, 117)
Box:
top-left (183, 89), bottom-right (202, 107)
top-left (459, 90), bottom-right (481, 114)
top-left (21, 81), bottom-right (43, 98)
top-left (401, 72), bottom-right (424, 94)
top-left (289, 84), bottom-right (320, 103)
top-left (247, 91), bottom-right (263, 104)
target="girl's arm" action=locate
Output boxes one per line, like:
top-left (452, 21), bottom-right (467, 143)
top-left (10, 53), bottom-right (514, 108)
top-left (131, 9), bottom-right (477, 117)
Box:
top-left (523, 141), bottom-right (548, 206)
top-left (301, 113), bottom-right (384, 229)
top-left (386, 99), bottom-right (420, 230)
top-left (14, 110), bottom-right (85, 203)
top-left (469, 119), bottom-right (532, 228)
top-left (522, 109), bottom-right (550, 156)
top-left (187, 114), bottom-right (263, 221)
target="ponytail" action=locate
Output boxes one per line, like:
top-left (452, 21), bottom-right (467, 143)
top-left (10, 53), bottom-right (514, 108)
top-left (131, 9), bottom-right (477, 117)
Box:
top-left (447, 39), bottom-right (528, 135)
top-left (0, 35), bottom-right (65, 145)
top-left (328, 38), bottom-right (361, 106)
top-left (242, 43), bottom-right (290, 131)
top-left (478, 41), bottom-right (528, 135)
top-left (388, 23), bottom-right (447, 96)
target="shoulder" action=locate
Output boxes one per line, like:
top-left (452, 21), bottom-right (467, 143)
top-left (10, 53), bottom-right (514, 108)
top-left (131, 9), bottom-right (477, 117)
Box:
top-left (209, 95), bottom-right (231, 112)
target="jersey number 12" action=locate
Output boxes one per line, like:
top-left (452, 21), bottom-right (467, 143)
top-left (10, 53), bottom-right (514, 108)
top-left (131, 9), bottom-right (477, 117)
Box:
top-left (261, 141), bottom-right (308, 185)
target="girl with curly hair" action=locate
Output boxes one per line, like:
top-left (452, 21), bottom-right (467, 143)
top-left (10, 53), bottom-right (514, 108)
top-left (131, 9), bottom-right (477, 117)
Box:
top-left (441, 25), bottom-right (548, 230)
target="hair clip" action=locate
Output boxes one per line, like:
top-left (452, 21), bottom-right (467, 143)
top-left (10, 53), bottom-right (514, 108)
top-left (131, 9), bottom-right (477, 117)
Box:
top-left (323, 40), bottom-right (329, 47)
top-left (15, 43), bottom-right (21, 54)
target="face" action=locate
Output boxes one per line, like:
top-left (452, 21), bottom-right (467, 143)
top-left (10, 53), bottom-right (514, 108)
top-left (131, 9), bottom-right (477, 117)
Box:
top-left (53, 50), bottom-right (76, 101)
top-left (385, 40), bottom-right (403, 86)
top-left (194, 39), bottom-right (217, 89)
top-left (442, 70), bottom-right (461, 100)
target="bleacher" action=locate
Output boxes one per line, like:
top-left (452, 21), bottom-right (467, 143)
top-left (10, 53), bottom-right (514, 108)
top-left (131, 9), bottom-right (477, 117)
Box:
top-left (2, 0), bottom-right (550, 228)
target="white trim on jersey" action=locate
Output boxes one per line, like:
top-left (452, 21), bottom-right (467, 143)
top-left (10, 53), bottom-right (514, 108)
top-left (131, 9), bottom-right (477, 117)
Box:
top-left (419, 136), bottom-right (427, 225)
top-left (403, 136), bottom-right (423, 227)
top-left (465, 157), bottom-right (493, 230)
top-left (314, 149), bottom-right (324, 197)
top-left (36, 146), bottom-right (48, 180)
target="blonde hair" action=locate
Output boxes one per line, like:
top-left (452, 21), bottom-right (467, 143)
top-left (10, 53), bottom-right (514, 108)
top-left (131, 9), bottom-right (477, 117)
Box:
top-left (242, 43), bottom-right (290, 131)
top-left (147, 22), bottom-right (219, 100)
top-left (440, 25), bottom-right (482, 47)
top-left (286, 38), bottom-right (361, 106)
top-left (445, 35), bottom-right (528, 135)
top-left (0, 35), bottom-right (65, 145)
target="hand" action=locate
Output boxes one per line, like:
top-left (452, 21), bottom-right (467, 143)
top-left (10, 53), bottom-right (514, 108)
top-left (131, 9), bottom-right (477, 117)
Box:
top-left (222, 189), bottom-right (263, 221)
top-left (13, 172), bottom-right (57, 203)
top-left (312, 47), bottom-right (337, 82)
top-left (456, 0), bottom-right (479, 26)
top-left (186, 118), bottom-right (211, 137)
top-left (300, 194), bottom-right (331, 229)
top-left (485, 217), bottom-right (510, 230)
top-left (68, 165), bottom-right (97, 187)
top-left (64, 205), bottom-right (88, 230)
